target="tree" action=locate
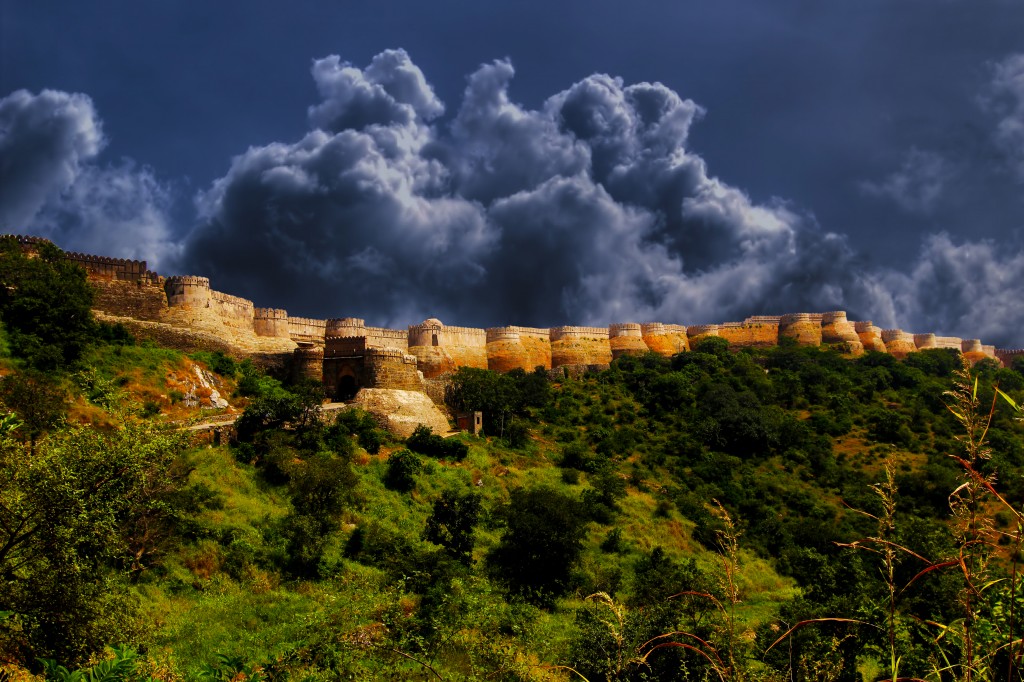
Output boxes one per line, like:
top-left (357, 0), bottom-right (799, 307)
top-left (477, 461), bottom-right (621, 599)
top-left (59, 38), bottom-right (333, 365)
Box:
top-left (423, 490), bottom-right (481, 565)
top-left (0, 371), bottom-right (68, 450)
top-left (488, 486), bottom-right (588, 601)
top-left (0, 240), bottom-right (95, 371)
top-left (383, 449), bottom-right (421, 493)
top-left (0, 415), bottom-right (191, 663)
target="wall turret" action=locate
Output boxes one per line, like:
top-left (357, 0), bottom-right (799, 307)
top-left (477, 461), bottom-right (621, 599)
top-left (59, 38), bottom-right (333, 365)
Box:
top-left (549, 326), bottom-right (612, 368)
top-left (854, 321), bottom-right (887, 353)
top-left (882, 329), bottom-right (917, 358)
top-left (641, 322), bottom-right (689, 355)
top-left (608, 323), bottom-right (649, 359)
top-left (914, 333), bottom-right (937, 350)
top-left (165, 276), bottom-right (211, 308)
top-left (820, 311), bottom-right (864, 355)
top-left (778, 313), bottom-right (821, 346)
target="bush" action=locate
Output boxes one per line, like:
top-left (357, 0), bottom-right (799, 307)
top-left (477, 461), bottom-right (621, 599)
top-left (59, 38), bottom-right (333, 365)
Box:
top-left (407, 425), bottom-right (468, 461)
top-left (384, 449), bottom-right (422, 493)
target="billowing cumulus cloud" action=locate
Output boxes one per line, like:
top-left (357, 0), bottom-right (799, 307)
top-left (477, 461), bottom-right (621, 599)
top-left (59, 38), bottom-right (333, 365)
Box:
top-left (0, 89), bottom-right (103, 228)
top-left (184, 50), bottom-right (879, 329)
top-left (0, 89), bottom-right (178, 267)
top-left (863, 235), bottom-right (1024, 347)
top-left (0, 49), bottom-right (1003, 345)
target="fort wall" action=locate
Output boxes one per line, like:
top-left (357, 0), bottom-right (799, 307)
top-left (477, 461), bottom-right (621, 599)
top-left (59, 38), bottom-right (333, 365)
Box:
top-left (254, 308), bottom-right (290, 338)
top-left (288, 316), bottom-right (327, 344)
top-left (550, 326), bottom-right (612, 367)
top-left (9, 235), bottom-right (1024, 386)
top-left (363, 349), bottom-right (423, 391)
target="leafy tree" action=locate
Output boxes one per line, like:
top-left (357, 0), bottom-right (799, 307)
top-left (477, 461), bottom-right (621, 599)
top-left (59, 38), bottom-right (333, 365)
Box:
top-left (488, 486), bottom-right (589, 601)
top-left (0, 239), bottom-right (95, 371)
top-left (0, 371), bottom-right (68, 449)
top-left (406, 425), bottom-right (468, 461)
top-left (0, 416), bottom-right (191, 663)
top-left (423, 490), bottom-right (482, 565)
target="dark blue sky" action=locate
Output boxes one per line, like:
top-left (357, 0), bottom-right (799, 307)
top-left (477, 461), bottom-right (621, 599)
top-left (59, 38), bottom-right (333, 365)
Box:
top-left (2, 1), bottom-right (1024, 344)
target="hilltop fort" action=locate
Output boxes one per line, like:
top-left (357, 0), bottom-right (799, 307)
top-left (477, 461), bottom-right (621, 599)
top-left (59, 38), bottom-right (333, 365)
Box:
top-left (5, 235), bottom-right (1021, 401)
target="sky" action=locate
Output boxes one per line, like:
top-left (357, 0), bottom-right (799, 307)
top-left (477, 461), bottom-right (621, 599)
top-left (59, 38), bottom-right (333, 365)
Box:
top-left (2, 1), bottom-right (1024, 345)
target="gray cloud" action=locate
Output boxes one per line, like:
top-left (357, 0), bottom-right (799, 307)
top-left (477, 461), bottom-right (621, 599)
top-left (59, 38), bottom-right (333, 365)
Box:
top-left (0, 89), bottom-right (103, 229)
top-left (0, 89), bottom-right (178, 267)
top-left (988, 53), bottom-right (1024, 180)
top-left (863, 234), bottom-right (1024, 347)
top-left (861, 148), bottom-right (955, 214)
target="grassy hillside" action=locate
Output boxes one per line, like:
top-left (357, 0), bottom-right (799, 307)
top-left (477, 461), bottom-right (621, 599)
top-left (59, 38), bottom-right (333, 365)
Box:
top-left (3, 327), bottom-right (1024, 680)
top-left (4, 245), bottom-right (1024, 680)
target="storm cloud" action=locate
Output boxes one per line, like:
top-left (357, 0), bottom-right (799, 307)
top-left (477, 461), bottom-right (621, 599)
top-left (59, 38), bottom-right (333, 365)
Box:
top-left (0, 89), bottom-right (177, 266)
top-left (4, 48), bottom-right (1023, 345)
top-left (182, 50), bottom-right (883, 329)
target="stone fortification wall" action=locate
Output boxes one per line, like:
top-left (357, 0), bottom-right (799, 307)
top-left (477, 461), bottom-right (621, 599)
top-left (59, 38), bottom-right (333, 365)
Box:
top-left (550, 326), bottom-right (612, 367)
top-left (324, 335), bottom-right (366, 358)
top-left (210, 290), bottom-right (255, 329)
top-left (608, 323), bottom-right (649, 359)
top-left (288, 316), bottom-right (327, 344)
top-left (641, 323), bottom-right (689, 355)
top-left (408, 320), bottom-right (488, 378)
top-left (254, 308), bottom-right (290, 338)
top-left (820, 311), bottom-right (864, 355)
top-left (65, 251), bottom-right (160, 284)
top-left (914, 333), bottom-right (937, 350)
top-left (854, 321), bottom-right (888, 353)
top-left (91, 279), bottom-right (168, 321)
top-left (779, 313), bottom-right (822, 346)
top-left (996, 349), bottom-right (1024, 368)
top-left (326, 317), bottom-right (365, 338)
top-left (882, 330), bottom-right (917, 359)
top-left (366, 327), bottom-right (409, 352)
top-left (363, 349), bottom-right (423, 391)
top-left (716, 318), bottom-right (780, 348)
top-left (933, 336), bottom-right (964, 351)
top-left (687, 324), bottom-right (720, 346)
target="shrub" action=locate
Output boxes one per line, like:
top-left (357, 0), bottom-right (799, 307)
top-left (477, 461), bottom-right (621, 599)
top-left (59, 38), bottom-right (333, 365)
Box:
top-left (407, 425), bottom-right (468, 461)
top-left (384, 449), bottom-right (422, 492)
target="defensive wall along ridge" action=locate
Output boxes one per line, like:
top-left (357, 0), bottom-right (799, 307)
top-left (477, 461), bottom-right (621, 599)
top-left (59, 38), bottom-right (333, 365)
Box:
top-left (2, 235), bottom-right (1017, 400)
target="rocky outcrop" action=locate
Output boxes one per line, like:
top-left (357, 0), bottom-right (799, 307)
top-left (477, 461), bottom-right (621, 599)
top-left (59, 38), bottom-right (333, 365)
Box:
top-left (349, 388), bottom-right (452, 438)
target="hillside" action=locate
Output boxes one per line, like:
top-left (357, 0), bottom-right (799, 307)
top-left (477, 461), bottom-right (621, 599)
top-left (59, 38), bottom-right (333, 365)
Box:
top-left (3, 244), bottom-right (1024, 680)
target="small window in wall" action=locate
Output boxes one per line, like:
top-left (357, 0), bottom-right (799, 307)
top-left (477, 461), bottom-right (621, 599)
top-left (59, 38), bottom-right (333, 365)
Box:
top-left (432, 333), bottom-right (439, 346)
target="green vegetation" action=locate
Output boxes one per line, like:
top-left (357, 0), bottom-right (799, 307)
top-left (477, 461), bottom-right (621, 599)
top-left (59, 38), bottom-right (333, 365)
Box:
top-left (7, 241), bottom-right (1024, 679)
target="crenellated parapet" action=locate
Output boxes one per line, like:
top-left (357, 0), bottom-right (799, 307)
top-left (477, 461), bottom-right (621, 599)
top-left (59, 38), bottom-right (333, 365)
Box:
top-left (366, 327), bottom-right (409, 351)
top-left (996, 349), bottom-right (1024, 368)
top-left (288, 316), bottom-right (327, 344)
